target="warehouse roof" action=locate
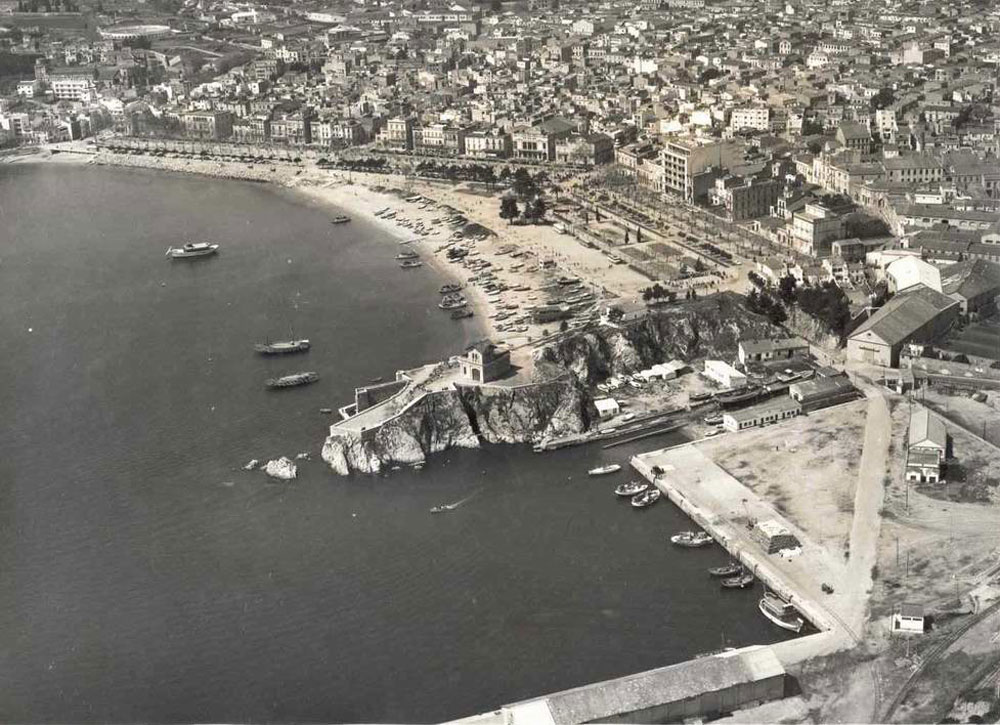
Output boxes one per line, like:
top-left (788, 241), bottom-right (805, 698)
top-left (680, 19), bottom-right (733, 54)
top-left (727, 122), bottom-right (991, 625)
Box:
top-left (739, 337), bottom-right (809, 355)
top-left (849, 284), bottom-right (959, 347)
top-left (909, 408), bottom-right (946, 450)
top-left (939, 259), bottom-right (1000, 301)
top-left (506, 647), bottom-right (785, 725)
top-left (724, 397), bottom-right (801, 423)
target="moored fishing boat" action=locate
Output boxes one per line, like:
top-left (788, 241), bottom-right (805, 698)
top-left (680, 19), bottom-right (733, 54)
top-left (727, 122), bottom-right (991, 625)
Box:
top-left (440, 283), bottom-right (463, 294)
top-left (396, 250), bottom-right (420, 260)
top-left (670, 530), bottom-right (714, 548)
top-left (165, 242), bottom-right (219, 259)
top-left (758, 592), bottom-right (805, 632)
top-left (630, 488), bottom-right (660, 508)
top-left (614, 480), bottom-right (648, 497)
top-left (254, 339), bottom-right (310, 355)
top-left (450, 309), bottom-right (474, 320)
top-left (588, 464), bottom-right (621, 476)
top-left (708, 563), bottom-right (742, 577)
top-left (721, 572), bottom-right (755, 589)
top-left (330, 215), bottom-right (351, 224)
top-left (400, 259), bottom-right (423, 269)
top-left (265, 371), bottom-right (319, 389)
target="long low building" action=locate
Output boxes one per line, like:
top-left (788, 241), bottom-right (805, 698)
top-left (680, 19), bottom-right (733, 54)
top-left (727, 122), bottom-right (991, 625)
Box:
top-left (495, 646), bottom-right (787, 724)
top-left (847, 283), bottom-right (961, 367)
top-left (722, 398), bottom-right (802, 432)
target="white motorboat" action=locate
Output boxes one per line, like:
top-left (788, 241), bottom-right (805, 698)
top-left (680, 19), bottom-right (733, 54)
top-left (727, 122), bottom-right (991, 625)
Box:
top-left (759, 592), bottom-right (805, 632)
top-left (588, 464), bottom-right (622, 476)
top-left (166, 242), bottom-right (219, 259)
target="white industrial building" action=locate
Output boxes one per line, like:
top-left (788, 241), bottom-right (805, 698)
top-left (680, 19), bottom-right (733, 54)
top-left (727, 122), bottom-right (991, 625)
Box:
top-left (703, 360), bottom-right (747, 389)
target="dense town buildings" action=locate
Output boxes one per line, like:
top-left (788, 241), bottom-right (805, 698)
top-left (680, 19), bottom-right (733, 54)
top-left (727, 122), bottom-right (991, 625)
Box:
top-left (2, 0), bottom-right (999, 367)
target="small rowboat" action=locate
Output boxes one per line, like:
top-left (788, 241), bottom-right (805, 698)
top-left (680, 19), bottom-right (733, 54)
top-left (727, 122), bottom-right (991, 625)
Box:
top-left (614, 481), bottom-right (648, 497)
top-left (630, 489), bottom-right (661, 508)
top-left (588, 464), bottom-right (621, 476)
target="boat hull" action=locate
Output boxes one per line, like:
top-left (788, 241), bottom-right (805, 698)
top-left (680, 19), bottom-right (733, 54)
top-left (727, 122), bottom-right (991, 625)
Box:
top-left (167, 245), bottom-right (219, 259)
top-left (254, 341), bottom-right (310, 355)
top-left (266, 372), bottom-right (319, 389)
top-left (758, 598), bottom-right (804, 632)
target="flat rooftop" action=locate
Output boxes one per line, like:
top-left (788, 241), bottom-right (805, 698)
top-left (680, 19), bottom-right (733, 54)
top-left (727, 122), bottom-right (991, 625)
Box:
top-left (502, 646), bottom-right (785, 725)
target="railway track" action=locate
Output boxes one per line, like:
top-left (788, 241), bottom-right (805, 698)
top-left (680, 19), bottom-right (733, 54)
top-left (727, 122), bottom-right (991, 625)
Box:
top-left (880, 599), bottom-right (1000, 722)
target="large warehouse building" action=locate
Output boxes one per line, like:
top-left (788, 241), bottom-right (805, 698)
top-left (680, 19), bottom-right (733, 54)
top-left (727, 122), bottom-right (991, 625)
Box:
top-left (493, 646), bottom-right (787, 724)
top-left (847, 284), bottom-right (960, 367)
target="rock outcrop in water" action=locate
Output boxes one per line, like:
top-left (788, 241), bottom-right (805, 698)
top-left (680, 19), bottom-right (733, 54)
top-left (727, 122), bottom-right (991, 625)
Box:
top-left (321, 377), bottom-right (590, 475)
top-left (534, 293), bottom-right (782, 385)
top-left (264, 457), bottom-right (297, 480)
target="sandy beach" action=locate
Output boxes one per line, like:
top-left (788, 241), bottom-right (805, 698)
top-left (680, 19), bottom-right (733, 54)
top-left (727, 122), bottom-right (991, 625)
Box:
top-left (8, 142), bottom-right (660, 369)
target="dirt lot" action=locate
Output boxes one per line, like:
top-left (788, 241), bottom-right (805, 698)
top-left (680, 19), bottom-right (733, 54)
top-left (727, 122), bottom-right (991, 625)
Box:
top-left (699, 400), bottom-right (867, 554)
top-left (922, 386), bottom-right (1000, 449)
top-left (871, 394), bottom-right (1000, 623)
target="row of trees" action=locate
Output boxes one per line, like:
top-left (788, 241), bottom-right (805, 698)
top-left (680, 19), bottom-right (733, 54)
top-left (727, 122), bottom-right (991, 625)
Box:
top-left (413, 160), bottom-right (499, 185)
top-left (15, 0), bottom-right (79, 11)
top-left (324, 157), bottom-right (389, 171)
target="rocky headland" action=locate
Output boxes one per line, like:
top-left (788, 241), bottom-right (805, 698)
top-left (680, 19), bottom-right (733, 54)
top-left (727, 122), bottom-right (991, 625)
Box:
top-left (321, 376), bottom-right (590, 475)
top-left (322, 294), bottom-right (781, 475)
top-left (534, 293), bottom-right (782, 385)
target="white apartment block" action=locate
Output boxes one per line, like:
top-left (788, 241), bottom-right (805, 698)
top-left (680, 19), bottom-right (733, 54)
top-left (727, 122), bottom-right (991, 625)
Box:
top-left (729, 107), bottom-right (770, 132)
top-left (49, 76), bottom-right (95, 101)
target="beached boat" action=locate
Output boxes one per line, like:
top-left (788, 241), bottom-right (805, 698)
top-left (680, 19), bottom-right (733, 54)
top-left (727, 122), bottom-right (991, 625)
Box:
top-left (703, 415), bottom-right (723, 425)
top-left (439, 295), bottom-right (467, 310)
top-left (670, 530), bottom-right (714, 548)
top-left (400, 259), bottom-right (423, 269)
top-left (715, 387), bottom-right (762, 406)
top-left (254, 339), bottom-right (311, 355)
top-left (265, 371), bottom-right (319, 389)
top-left (588, 464), bottom-right (621, 476)
top-left (708, 563), bottom-right (742, 578)
top-left (758, 592), bottom-right (805, 632)
top-left (615, 481), bottom-right (648, 497)
top-left (166, 242), bottom-right (219, 259)
top-left (631, 489), bottom-right (661, 508)
top-left (330, 215), bottom-right (351, 224)
top-left (721, 572), bottom-right (755, 589)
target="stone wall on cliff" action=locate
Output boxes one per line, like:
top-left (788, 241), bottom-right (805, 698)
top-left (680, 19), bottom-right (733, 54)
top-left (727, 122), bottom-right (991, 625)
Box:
top-left (534, 293), bottom-right (782, 385)
top-left (321, 377), bottom-right (591, 475)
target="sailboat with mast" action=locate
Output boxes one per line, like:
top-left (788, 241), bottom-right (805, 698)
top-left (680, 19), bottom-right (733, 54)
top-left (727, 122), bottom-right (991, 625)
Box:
top-left (255, 297), bottom-right (311, 355)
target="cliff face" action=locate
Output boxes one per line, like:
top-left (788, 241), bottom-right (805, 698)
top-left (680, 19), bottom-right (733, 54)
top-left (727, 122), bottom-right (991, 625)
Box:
top-left (321, 377), bottom-right (590, 475)
top-left (535, 293), bottom-right (782, 385)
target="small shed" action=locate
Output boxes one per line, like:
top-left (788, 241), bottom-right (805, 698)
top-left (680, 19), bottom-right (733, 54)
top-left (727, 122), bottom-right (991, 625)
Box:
top-left (594, 397), bottom-right (621, 421)
top-left (891, 604), bottom-right (925, 634)
top-left (752, 520), bottom-right (802, 554)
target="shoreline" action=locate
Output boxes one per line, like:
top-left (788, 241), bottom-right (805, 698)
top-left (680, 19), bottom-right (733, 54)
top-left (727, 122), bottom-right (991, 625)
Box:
top-left (9, 146), bottom-right (514, 342)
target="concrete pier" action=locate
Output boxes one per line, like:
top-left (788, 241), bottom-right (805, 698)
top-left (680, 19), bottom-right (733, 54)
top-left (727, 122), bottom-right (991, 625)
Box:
top-left (631, 444), bottom-right (859, 660)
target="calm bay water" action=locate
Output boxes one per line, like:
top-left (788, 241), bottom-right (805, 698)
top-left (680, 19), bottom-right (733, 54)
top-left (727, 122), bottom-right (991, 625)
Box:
top-left (0, 164), bottom-right (794, 723)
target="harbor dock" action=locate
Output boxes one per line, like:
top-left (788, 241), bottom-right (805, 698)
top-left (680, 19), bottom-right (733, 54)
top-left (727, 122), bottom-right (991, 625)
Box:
top-left (631, 444), bottom-right (860, 657)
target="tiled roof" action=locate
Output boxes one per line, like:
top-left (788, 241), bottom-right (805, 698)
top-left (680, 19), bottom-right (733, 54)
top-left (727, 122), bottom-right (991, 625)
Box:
top-left (850, 284), bottom-right (958, 346)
